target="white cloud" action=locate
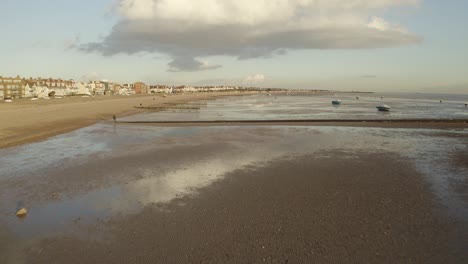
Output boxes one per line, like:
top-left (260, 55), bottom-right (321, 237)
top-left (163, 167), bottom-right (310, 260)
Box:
top-left (117, 0), bottom-right (420, 25)
top-left (80, 72), bottom-right (102, 82)
top-left (244, 74), bottom-right (266, 85)
top-left (81, 0), bottom-right (423, 71)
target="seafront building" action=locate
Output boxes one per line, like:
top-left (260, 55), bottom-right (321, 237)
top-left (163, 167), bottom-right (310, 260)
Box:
top-left (0, 76), bottom-right (25, 99)
top-left (1, 74), bottom-right (279, 100)
top-left (149, 85), bottom-right (173, 94)
top-left (134, 82), bottom-right (148, 94)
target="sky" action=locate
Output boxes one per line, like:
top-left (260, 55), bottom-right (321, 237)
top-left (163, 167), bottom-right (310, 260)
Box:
top-left (0, 0), bottom-right (467, 93)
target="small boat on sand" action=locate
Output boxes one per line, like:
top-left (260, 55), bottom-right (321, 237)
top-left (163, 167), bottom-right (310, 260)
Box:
top-left (377, 104), bottom-right (391, 112)
top-left (4, 97), bottom-right (12, 103)
top-left (332, 99), bottom-right (342, 105)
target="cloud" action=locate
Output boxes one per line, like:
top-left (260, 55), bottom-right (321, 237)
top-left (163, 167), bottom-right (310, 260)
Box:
top-left (80, 0), bottom-right (423, 71)
top-left (63, 35), bottom-right (81, 50)
top-left (80, 72), bottom-right (102, 82)
top-left (168, 56), bottom-right (221, 72)
top-left (244, 74), bottom-right (266, 85)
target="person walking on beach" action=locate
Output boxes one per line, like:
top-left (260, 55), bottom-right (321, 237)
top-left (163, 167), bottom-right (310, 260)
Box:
top-left (113, 115), bottom-right (116, 122)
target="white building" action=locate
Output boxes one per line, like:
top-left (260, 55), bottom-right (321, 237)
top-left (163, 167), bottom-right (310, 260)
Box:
top-left (149, 85), bottom-right (173, 94)
top-left (49, 86), bottom-right (70, 97)
top-left (182, 86), bottom-right (198, 93)
top-left (34, 85), bottom-right (50, 98)
top-left (87, 81), bottom-right (105, 95)
top-left (119, 84), bottom-right (135, 95)
top-left (73, 82), bottom-right (91, 95)
top-left (24, 84), bottom-right (35, 98)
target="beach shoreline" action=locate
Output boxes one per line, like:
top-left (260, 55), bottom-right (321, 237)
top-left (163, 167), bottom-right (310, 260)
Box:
top-left (114, 119), bottom-right (468, 129)
top-left (2, 90), bottom-right (466, 149)
top-left (0, 91), bottom-right (263, 149)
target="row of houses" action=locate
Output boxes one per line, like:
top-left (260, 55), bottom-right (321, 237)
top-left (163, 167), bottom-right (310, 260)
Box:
top-left (1, 75), bottom-right (278, 100)
top-left (149, 85), bottom-right (261, 94)
top-left (0, 76), bottom-right (144, 99)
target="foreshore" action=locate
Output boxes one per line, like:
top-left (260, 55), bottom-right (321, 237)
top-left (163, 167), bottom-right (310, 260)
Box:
top-left (0, 110), bottom-right (466, 263)
top-left (115, 119), bottom-right (468, 129)
top-left (2, 91), bottom-right (467, 149)
top-left (0, 92), bottom-right (259, 149)
top-left (7, 150), bottom-right (467, 263)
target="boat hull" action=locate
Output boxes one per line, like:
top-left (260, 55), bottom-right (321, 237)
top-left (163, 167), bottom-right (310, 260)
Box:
top-left (376, 106), bottom-right (391, 112)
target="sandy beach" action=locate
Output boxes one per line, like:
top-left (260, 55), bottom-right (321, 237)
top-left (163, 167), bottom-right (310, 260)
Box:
top-left (0, 92), bottom-right (258, 149)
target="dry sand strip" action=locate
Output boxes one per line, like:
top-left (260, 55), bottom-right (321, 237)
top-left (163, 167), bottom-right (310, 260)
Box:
top-left (115, 119), bottom-right (468, 129)
top-left (0, 92), bottom-right (259, 149)
top-left (23, 152), bottom-right (466, 263)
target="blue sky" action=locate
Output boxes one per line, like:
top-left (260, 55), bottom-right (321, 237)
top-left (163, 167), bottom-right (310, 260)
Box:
top-left (0, 0), bottom-right (467, 93)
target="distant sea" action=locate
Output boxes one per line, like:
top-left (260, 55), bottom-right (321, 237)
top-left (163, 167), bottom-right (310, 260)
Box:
top-left (360, 92), bottom-right (468, 103)
top-left (122, 92), bottom-right (468, 121)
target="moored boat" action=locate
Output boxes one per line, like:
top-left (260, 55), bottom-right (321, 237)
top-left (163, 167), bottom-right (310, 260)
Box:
top-left (376, 104), bottom-right (391, 111)
top-left (332, 99), bottom-right (342, 105)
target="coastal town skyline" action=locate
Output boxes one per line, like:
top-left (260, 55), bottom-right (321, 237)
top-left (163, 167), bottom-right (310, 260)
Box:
top-left (1, 1), bottom-right (468, 94)
top-left (0, 74), bottom-right (286, 100)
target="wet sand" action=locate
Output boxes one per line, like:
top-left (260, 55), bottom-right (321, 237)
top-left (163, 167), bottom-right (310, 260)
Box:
top-left (16, 152), bottom-right (465, 263)
top-left (1, 94), bottom-right (467, 263)
top-left (116, 119), bottom-right (468, 129)
top-left (0, 92), bottom-right (258, 149)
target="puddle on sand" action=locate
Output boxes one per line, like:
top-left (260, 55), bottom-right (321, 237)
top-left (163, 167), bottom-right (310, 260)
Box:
top-left (0, 125), bottom-right (467, 238)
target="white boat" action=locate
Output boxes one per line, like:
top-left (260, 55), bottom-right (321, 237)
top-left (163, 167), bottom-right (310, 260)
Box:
top-left (4, 99), bottom-right (12, 103)
top-left (377, 104), bottom-right (391, 111)
top-left (332, 99), bottom-right (342, 105)
top-left (31, 98), bottom-right (39, 101)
